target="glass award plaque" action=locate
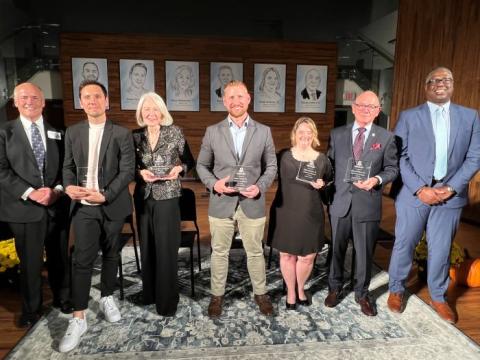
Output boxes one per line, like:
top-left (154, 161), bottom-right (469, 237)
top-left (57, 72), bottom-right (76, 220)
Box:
top-left (296, 161), bottom-right (318, 183)
top-left (343, 158), bottom-right (372, 183)
top-left (149, 164), bottom-right (172, 178)
top-left (77, 166), bottom-right (103, 191)
top-left (226, 165), bottom-right (251, 191)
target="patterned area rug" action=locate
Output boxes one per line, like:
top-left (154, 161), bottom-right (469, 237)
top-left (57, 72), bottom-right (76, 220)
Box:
top-left (6, 245), bottom-right (480, 359)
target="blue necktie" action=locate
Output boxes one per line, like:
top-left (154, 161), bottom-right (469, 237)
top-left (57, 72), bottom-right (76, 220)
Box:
top-left (31, 123), bottom-right (45, 182)
top-left (433, 107), bottom-right (448, 180)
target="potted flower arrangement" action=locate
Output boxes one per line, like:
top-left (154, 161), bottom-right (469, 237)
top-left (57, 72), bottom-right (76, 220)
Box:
top-left (413, 233), bottom-right (464, 282)
top-left (0, 238), bottom-right (20, 285)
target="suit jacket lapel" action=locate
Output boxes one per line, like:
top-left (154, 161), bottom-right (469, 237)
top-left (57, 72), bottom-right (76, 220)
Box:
top-left (43, 122), bottom-right (59, 182)
top-left (98, 120), bottom-right (113, 169)
top-left (418, 103), bottom-right (436, 146)
top-left (13, 119), bottom-right (38, 169)
top-left (362, 124), bottom-right (377, 159)
top-left (220, 118), bottom-right (237, 161)
top-left (79, 121), bottom-right (89, 167)
top-left (447, 104), bottom-right (460, 159)
top-left (344, 123), bottom-right (354, 159)
top-left (239, 119), bottom-right (256, 164)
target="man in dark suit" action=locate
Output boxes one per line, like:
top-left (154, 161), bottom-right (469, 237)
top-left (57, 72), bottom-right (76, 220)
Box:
top-left (0, 82), bottom-right (72, 328)
top-left (59, 80), bottom-right (135, 353)
top-left (197, 80), bottom-right (277, 318)
top-left (325, 90), bottom-right (398, 316)
top-left (387, 67), bottom-right (480, 323)
top-left (300, 68), bottom-right (322, 100)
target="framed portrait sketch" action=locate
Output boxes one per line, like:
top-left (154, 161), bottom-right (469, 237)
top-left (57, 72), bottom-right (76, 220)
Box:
top-left (119, 59), bottom-right (155, 110)
top-left (253, 64), bottom-right (286, 113)
top-left (165, 61), bottom-right (199, 111)
top-left (295, 65), bottom-right (328, 113)
top-left (71, 58), bottom-right (108, 109)
top-left (210, 62), bottom-right (243, 112)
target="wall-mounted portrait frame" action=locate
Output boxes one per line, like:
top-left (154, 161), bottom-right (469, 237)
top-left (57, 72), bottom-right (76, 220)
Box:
top-left (119, 59), bottom-right (155, 110)
top-left (71, 57), bottom-right (108, 110)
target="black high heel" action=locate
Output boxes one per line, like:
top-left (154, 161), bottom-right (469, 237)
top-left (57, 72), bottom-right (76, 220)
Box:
top-left (285, 301), bottom-right (297, 310)
top-left (297, 290), bottom-right (312, 306)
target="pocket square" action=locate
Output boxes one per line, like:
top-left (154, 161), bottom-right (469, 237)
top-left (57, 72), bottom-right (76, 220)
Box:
top-left (370, 143), bottom-right (381, 150)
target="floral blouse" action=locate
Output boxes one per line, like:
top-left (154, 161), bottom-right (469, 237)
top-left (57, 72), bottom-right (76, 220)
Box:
top-left (133, 125), bottom-right (195, 200)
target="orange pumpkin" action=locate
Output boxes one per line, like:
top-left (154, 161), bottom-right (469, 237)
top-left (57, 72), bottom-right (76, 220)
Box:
top-left (449, 258), bottom-right (480, 287)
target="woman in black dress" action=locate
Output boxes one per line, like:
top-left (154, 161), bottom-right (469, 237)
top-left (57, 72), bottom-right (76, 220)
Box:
top-left (270, 117), bottom-right (332, 310)
top-left (133, 92), bottom-right (194, 316)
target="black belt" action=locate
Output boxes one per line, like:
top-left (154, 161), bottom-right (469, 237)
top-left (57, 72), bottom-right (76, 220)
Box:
top-left (431, 178), bottom-right (443, 186)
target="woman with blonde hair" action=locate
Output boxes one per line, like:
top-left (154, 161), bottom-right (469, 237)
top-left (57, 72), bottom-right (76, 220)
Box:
top-left (132, 92), bottom-right (194, 316)
top-left (270, 117), bottom-right (332, 310)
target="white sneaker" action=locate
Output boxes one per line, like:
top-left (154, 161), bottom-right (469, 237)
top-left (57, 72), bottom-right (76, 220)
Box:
top-left (99, 295), bottom-right (121, 322)
top-left (59, 317), bottom-right (87, 353)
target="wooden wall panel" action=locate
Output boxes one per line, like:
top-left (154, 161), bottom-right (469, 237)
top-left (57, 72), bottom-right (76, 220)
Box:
top-left (391, 0), bottom-right (480, 222)
top-left (59, 34), bottom-right (337, 156)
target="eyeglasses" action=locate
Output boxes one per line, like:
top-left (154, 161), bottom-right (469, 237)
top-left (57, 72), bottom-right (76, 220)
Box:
top-left (353, 103), bottom-right (380, 111)
top-left (426, 77), bottom-right (453, 86)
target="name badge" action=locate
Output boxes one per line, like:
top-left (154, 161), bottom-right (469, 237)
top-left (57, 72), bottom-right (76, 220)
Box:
top-left (47, 130), bottom-right (61, 140)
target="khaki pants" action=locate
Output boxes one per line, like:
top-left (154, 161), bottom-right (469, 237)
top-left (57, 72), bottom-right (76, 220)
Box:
top-left (209, 206), bottom-right (266, 296)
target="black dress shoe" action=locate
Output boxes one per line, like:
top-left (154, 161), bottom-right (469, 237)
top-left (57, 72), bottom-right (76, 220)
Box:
top-left (17, 313), bottom-right (39, 329)
top-left (285, 301), bottom-right (297, 310)
top-left (324, 290), bottom-right (343, 308)
top-left (53, 299), bottom-right (74, 314)
top-left (355, 296), bottom-right (377, 316)
top-left (297, 290), bottom-right (312, 306)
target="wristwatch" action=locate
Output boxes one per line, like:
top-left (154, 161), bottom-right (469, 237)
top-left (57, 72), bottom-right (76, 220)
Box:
top-left (446, 185), bottom-right (455, 193)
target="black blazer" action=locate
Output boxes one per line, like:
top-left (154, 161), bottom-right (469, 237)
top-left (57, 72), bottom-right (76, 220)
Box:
top-left (62, 119), bottom-right (135, 220)
top-left (301, 88), bottom-right (322, 100)
top-left (0, 118), bottom-right (64, 222)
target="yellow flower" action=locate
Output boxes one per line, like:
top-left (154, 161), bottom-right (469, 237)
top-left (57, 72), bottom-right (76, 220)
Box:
top-left (0, 238), bottom-right (19, 272)
top-left (414, 233), bottom-right (464, 266)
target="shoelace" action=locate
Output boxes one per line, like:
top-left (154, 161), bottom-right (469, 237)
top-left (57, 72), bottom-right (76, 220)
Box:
top-left (104, 297), bottom-right (115, 311)
top-left (66, 318), bottom-right (83, 335)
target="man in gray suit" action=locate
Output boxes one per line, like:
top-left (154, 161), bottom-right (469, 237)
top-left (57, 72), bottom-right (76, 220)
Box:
top-left (197, 80), bottom-right (277, 318)
top-left (325, 90), bottom-right (398, 316)
top-left (388, 67), bottom-right (480, 323)
top-left (59, 80), bottom-right (135, 352)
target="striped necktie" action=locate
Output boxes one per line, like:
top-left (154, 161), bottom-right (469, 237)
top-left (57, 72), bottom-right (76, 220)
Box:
top-left (353, 127), bottom-right (366, 161)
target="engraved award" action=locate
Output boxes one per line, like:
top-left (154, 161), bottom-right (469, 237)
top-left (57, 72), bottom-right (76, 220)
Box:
top-left (226, 165), bottom-right (251, 191)
top-left (343, 158), bottom-right (372, 183)
top-left (295, 160), bottom-right (319, 183)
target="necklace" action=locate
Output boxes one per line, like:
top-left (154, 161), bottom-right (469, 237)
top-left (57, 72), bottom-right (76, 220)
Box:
top-left (147, 127), bottom-right (160, 150)
top-left (291, 146), bottom-right (319, 162)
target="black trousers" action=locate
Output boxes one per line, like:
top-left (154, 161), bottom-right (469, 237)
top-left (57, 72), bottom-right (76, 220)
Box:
top-left (8, 206), bottom-right (70, 316)
top-left (135, 196), bottom-right (181, 316)
top-left (329, 207), bottom-right (379, 299)
top-left (71, 205), bottom-right (124, 311)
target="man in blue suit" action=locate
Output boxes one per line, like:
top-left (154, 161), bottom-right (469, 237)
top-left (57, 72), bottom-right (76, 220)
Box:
top-left (388, 67), bottom-right (480, 323)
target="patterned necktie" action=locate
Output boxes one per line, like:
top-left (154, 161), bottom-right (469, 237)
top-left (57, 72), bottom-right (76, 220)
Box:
top-left (353, 127), bottom-right (366, 161)
top-left (434, 107), bottom-right (448, 179)
top-left (31, 122), bottom-right (45, 180)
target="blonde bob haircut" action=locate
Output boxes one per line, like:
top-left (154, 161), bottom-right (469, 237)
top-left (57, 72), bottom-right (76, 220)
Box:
top-left (290, 116), bottom-right (320, 149)
top-left (135, 92), bottom-right (173, 127)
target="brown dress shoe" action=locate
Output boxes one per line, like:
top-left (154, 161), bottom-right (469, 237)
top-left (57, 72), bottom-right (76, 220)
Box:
top-left (430, 300), bottom-right (457, 324)
top-left (355, 296), bottom-right (377, 316)
top-left (387, 292), bottom-right (404, 313)
top-left (208, 295), bottom-right (224, 318)
top-left (254, 294), bottom-right (274, 316)
top-left (324, 290), bottom-right (342, 308)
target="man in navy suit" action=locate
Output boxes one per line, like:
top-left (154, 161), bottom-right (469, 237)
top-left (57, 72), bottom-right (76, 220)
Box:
top-left (388, 67), bottom-right (480, 323)
top-left (0, 83), bottom-right (71, 328)
top-left (325, 90), bottom-right (399, 316)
